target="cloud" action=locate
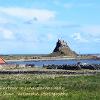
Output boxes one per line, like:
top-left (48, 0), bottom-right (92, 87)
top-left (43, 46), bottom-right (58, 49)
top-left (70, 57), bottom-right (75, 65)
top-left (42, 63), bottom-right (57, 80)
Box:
top-left (0, 28), bottom-right (15, 40)
top-left (47, 33), bottom-right (54, 40)
top-left (64, 3), bottom-right (74, 8)
top-left (72, 32), bottom-right (88, 43)
top-left (53, 0), bottom-right (60, 5)
top-left (53, 0), bottom-right (93, 9)
top-left (39, 20), bottom-right (80, 29)
top-left (46, 33), bottom-right (58, 41)
top-left (81, 25), bottom-right (100, 42)
top-left (0, 7), bottom-right (55, 22)
top-left (63, 3), bottom-right (93, 9)
top-left (94, 38), bottom-right (100, 42)
top-left (0, 17), bottom-right (9, 24)
top-left (16, 32), bottom-right (38, 42)
top-left (69, 25), bottom-right (100, 43)
top-left (82, 25), bottom-right (100, 37)
top-left (72, 25), bottom-right (100, 43)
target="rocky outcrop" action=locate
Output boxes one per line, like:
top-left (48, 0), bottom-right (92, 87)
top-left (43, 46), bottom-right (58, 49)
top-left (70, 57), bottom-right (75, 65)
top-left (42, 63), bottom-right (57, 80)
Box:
top-left (51, 39), bottom-right (77, 57)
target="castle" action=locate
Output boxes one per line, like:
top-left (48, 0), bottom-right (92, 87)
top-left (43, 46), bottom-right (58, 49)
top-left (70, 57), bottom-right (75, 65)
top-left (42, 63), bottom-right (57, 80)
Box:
top-left (51, 39), bottom-right (77, 57)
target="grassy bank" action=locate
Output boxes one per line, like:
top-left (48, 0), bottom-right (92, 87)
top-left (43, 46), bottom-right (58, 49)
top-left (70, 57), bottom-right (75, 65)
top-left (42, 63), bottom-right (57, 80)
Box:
top-left (0, 74), bottom-right (99, 100)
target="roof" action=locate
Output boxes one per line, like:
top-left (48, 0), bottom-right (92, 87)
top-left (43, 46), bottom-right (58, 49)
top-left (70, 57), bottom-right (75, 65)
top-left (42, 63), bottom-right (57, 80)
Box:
top-left (0, 57), bottom-right (6, 64)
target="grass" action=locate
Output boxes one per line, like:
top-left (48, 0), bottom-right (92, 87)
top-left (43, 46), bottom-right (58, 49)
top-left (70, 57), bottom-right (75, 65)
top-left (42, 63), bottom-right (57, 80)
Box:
top-left (0, 73), bottom-right (99, 100)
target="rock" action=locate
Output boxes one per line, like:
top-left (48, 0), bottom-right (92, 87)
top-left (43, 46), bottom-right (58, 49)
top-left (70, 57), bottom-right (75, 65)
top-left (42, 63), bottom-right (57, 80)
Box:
top-left (51, 39), bottom-right (77, 57)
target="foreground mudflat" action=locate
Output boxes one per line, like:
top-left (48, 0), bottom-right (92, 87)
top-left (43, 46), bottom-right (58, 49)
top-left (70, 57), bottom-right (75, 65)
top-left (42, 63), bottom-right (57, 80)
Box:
top-left (0, 73), bottom-right (100, 100)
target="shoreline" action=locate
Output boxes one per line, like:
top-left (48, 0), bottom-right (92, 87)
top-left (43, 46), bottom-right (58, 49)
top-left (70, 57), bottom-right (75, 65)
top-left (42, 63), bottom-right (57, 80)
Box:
top-left (5, 57), bottom-right (76, 62)
top-left (5, 58), bottom-right (99, 62)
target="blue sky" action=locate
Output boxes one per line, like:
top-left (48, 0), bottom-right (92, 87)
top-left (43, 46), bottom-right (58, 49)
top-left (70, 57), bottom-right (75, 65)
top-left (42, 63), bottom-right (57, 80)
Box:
top-left (0, 0), bottom-right (100, 54)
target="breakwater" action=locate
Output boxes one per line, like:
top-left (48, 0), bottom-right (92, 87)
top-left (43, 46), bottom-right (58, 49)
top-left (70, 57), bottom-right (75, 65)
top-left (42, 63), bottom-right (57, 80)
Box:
top-left (43, 64), bottom-right (100, 70)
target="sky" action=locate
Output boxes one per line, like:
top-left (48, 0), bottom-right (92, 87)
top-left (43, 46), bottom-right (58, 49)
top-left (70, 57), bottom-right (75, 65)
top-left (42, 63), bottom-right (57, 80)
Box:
top-left (0, 0), bottom-right (100, 54)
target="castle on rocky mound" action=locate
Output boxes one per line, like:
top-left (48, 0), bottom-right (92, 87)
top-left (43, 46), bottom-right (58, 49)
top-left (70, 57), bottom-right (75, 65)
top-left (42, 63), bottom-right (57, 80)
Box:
top-left (50, 39), bottom-right (77, 57)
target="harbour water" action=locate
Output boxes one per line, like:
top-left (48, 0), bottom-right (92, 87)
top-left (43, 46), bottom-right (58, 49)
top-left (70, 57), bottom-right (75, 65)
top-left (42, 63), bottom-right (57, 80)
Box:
top-left (7, 59), bottom-right (100, 67)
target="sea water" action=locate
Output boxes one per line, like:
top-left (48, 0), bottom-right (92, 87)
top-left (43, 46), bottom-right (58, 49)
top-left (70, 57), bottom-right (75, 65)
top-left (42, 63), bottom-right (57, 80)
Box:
top-left (7, 59), bottom-right (100, 67)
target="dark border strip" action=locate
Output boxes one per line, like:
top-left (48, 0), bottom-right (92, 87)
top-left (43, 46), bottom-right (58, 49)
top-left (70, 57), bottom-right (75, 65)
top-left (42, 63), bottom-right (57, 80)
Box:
top-left (0, 71), bottom-right (97, 75)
